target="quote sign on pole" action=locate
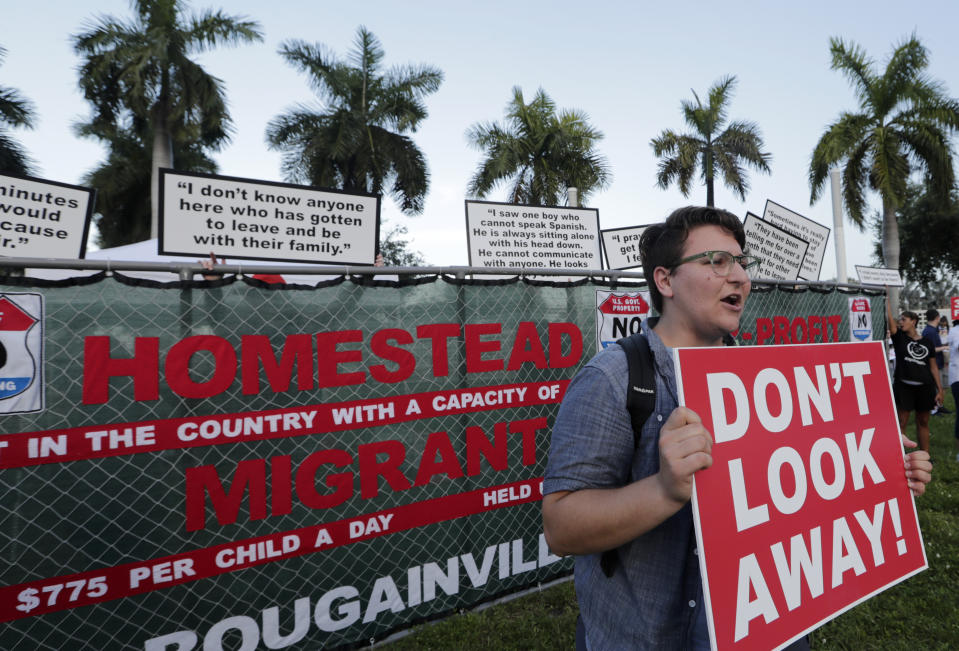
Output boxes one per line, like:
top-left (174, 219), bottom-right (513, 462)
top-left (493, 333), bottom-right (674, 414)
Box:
top-left (743, 213), bottom-right (808, 281)
top-left (464, 200), bottom-right (602, 271)
top-left (763, 200), bottom-right (830, 281)
top-left (159, 170), bottom-right (380, 265)
top-left (677, 341), bottom-right (926, 651)
top-left (854, 266), bottom-right (904, 287)
top-left (0, 172), bottom-right (94, 259)
top-left (600, 226), bottom-right (647, 270)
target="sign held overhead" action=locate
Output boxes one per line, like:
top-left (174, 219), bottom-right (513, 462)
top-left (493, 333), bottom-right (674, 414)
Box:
top-left (465, 200), bottom-right (602, 271)
top-left (0, 172), bottom-right (94, 259)
top-left (743, 212), bottom-right (808, 281)
top-left (855, 266), bottom-right (904, 287)
top-left (159, 170), bottom-right (380, 265)
top-left (763, 200), bottom-right (830, 281)
top-left (601, 225), bottom-right (647, 270)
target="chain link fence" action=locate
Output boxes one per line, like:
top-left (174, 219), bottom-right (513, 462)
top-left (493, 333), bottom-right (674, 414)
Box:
top-left (0, 264), bottom-right (884, 650)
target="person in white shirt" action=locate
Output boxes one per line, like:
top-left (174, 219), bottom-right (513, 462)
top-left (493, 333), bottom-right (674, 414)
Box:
top-left (948, 319), bottom-right (959, 462)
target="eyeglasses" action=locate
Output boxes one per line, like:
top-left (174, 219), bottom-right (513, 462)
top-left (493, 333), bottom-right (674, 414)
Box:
top-left (671, 250), bottom-right (762, 277)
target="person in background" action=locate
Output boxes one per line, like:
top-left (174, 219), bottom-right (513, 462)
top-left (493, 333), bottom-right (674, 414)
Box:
top-left (939, 315), bottom-right (951, 407)
top-left (923, 309), bottom-right (949, 415)
top-left (888, 296), bottom-right (943, 452)
top-left (949, 319), bottom-right (959, 462)
top-left (887, 328), bottom-right (896, 378)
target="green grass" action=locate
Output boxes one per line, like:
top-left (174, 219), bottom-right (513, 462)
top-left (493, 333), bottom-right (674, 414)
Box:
top-left (386, 579), bottom-right (578, 650)
top-left (389, 392), bottom-right (959, 650)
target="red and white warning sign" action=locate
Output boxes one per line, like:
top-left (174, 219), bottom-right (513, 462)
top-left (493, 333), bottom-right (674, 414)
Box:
top-left (676, 341), bottom-right (926, 650)
top-left (849, 297), bottom-right (872, 342)
top-left (595, 290), bottom-right (651, 350)
top-left (0, 293), bottom-right (43, 414)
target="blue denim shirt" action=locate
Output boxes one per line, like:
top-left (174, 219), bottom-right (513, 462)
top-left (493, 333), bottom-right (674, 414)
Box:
top-left (544, 326), bottom-right (704, 650)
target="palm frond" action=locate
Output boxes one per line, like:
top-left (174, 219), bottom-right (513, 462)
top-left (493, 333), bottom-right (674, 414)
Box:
top-left (0, 130), bottom-right (35, 175)
top-left (841, 138), bottom-right (872, 226)
top-left (829, 37), bottom-right (875, 109)
top-left (184, 9), bottom-right (263, 52)
top-left (714, 120), bottom-right (771, 172)
top-left (712, 147), bottom-right (748, 200)
top-left (809, 111), bottom-right (872, 202)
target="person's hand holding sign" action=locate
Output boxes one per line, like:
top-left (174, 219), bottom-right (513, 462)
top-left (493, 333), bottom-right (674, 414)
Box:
top-left (901, 435), bottom-right (932, 496)
top-left (657, 406), bottom-right (714, 504)
top-left (198, 251), bottom-right (225, 280)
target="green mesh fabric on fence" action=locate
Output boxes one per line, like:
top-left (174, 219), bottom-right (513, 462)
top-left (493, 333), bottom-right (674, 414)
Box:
top-left (0, 272), bottom-right (884, 649)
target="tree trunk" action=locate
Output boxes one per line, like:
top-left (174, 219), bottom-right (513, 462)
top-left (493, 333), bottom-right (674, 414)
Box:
top-left (881, 196), bottom-right (901, 315)
top-left (150, 104), bottom-right (173, 240)
top-left (704, 147), bottom-right (714, 207)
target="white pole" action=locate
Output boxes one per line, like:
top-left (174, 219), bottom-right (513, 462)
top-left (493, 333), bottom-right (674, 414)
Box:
top-left (829, 166), bottom-right (847, 283)
top-left (568, 187), bottom-right (579, 208)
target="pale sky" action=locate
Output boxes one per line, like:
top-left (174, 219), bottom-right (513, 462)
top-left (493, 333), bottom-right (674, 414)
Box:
top-left (3, 0), bottom-right (959, 279)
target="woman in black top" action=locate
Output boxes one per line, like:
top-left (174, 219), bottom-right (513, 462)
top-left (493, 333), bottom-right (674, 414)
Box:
top-left (886, 292), bottom-right (943, 452)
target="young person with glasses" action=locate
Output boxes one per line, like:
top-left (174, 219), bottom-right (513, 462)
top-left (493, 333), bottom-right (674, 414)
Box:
top-left (543, 206), bottom-right (932, 650)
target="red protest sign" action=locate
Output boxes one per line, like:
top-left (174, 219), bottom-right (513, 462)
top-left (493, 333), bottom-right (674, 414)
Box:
top-left (676, 341), bottom-right (926, 651)
top-left (951, 296), bottom-right (959, 321)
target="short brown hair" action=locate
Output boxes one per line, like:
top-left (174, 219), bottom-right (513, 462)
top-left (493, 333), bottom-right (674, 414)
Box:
top-left (639, 206), bottom-right (746, 312)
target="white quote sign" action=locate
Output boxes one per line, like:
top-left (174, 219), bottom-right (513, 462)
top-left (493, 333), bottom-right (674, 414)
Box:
top-left (601, 226), bottom-right (647, 270)
top-left (855, 265), bottom-right (904, 287)
top-left (0, 173), bottom-right (94, 258)
top-left (465, 200), bottom-right (602, 271)
top-left (159, 170), bottom-right (380, 265)
top-left (743, 213), bottom-right (808, 280)
top-left (762, 200), bottom-right (830, 281)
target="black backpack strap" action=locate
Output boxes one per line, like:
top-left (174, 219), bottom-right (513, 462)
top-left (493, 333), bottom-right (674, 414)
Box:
top-left (617, 332), bottom-right (657, 446)
top-left (601, 331), bottom-right (657, 578)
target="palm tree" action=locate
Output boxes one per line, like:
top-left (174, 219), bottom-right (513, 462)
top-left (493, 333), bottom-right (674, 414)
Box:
top-left (651, 75), bottom-right (771, 207)
top-left (73, 0), bottom-right (262, 238)
top-left (870, 181), bottom-right (959, 286)
top-left (266, 27), bottom-right (442, 215)
top-left (809, 36), bottom-right (959, 312)
top-left (77, 121), bottom-right (217, 247)
top-left (379, 223), bottom-right (425, 266)
top-left (466, 86), bottom-right (610, 206)
top-left (0, 45), bottom-right (37, 175)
